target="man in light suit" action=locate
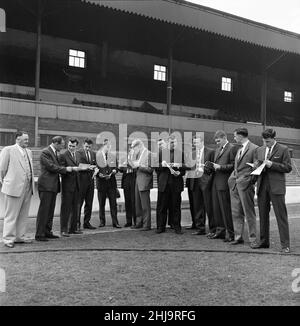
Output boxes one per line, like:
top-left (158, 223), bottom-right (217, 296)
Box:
top-left (252, 129), bottom-right (292, 253)
top-left (186, 135), bottom-right (214, 235)
top-left (0, 131), bottom-right (35, 248)
top-left (35, 136), bottom-right (73, 241)
top-left (130, 139), bottom-right (153, 231)
top-left (228, 128), bottom-right (258, 247)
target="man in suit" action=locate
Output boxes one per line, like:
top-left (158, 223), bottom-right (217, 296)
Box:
top-left (156, 136), bottom-right (189, 234)
top-left (186, 135), bottom-right (214, 235)
top-left (210, 130), bottom-right (237, 242)
top-left (59, 138), bottom-right (83, 236)
top-left (130, 139), bottom-right (153, 231)
top-left (228, 128), bottom-right (258, 247)
top-left (119, 143), bottom-right (136, 227)
top-left (252, 129), bottom-right (292, 253)
top-left (0, 131), bottom-right (35, 248)
top-left (95, 140), bottom-right (121, 228)
top-left (35, 136), bottom-right (73, 241)
top-left (77, 138), bottom-right (97, 230)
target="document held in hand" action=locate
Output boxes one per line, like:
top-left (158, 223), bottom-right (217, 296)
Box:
top-left (250, 162), bottom-right (266, 175)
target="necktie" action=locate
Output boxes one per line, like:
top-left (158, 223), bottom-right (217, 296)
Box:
top-left (86, 151), bottom-right (90, 163)
top-left (266, 147), bottom-right (272, 160)
top-left (55, 150), bottom-right (58, 161)
top-left (72, 152), bottom-right (76, 163)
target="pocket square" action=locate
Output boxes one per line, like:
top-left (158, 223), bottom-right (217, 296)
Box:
top-left (274, 156), bottom-right (280, 159)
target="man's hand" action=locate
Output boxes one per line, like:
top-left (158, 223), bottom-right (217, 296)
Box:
top-left (213, 163), bottom-right (221, 171)
top-left (72, 167), bottom-right (81, 172)
top-left (88, 165), bottom-right (96, 170)
top-left (66, 166), bottom-right (73, 172)
top-left (162, 160), bottom-right (168, 167)
top-left (171, 163), bottom-right (181, 168)
top-left (112, 169), bottom-right (117, 174)
top-left (264, 160), bottom-right (273, 168)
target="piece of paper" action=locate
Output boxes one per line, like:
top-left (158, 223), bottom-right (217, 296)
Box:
top-left (251, 162), bottom-right (266, 175)
top-left (246, 163), bottom-right (255, 168)
top-left (79, 163), bottom-right (90, 169)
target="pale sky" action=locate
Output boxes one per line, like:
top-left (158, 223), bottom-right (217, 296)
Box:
top-left (188, 0), bottom-right (300, 34)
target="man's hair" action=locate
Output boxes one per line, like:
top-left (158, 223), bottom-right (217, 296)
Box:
top-left (131, 139), bottom-right (143, 148)
top-left (214, 130), bottom-right (227, 139)
top-left (234, 127), bottom-right (248, 138)
top-left (262, 128), bottom-right (276, 139)
top-left (84, 138), bottom-right (93, 145)
top-left (15, 130), bottom-right (28, 139)
top-left (51, 136), bottom-right (64, 145)
top-left (69, 137), bottom-right (79, 145)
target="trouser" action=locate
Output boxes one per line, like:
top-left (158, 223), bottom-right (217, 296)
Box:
top-left (257, 175), bottom-right (290, 248)
top-left (60, 189), bottom-right (79, 233)
top-left (230, 183), bottom-right (256, 242)
top-left (156, 184), bottom-right (182, 231)
top-left (3, 181), bottom-right (32, 244)
top-left (135, 185), bottom-right (151, 228)
top-left (36, 191), bottom-right (57, 238)
top-left (188, 188), bottom-right (195, 226)
top-left (97, 187), bottom-right (118, 226)
top-left (212, 182), bottom-right (234, 238)
top-left (78, 179), bottom-right (94, 226)
top-left (123, 174), bottom-right (136, 225)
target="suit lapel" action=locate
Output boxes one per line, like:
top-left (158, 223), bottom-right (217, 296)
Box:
top-left (48, 146), bottom-right (58, 164)
top-left (68, 150), bottom-right (77, 165)
top-left (14, 145), bottom-right (27, 172)
top-left (238, 142), bottom-right (250, 165)
top-left (269, 143), bottom-right (279, 160)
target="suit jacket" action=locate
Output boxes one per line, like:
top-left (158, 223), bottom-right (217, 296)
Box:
top-left (38, 146), bottom-right (67, 193)
top-left (134, 148), bottom-right (153, 191)
top-left (156, 148), bottom-right (189, 193)
top-left (186, 147), bottom-right (215, 192)
top-left (0, 144), bottom-right (35, 197)
top-left (212, 143), bottom-right (237, 191)
top-left (255, 143), bottom-right (292, 195)
top-left (228, 141), bottom-right (258, 191)
top-left (95, 150), bottom-right (118, 191)
top-left (77, 149), bottom-right (96, 187)
top-left (59, 150), bottom-right (80, 192)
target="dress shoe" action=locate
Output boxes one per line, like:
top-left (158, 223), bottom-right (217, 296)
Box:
top-left (99, 224), bottom-right (105, 227)
top-left (223, 237), bottom-right (234, 243)
top-left (61, 232), bottom-right (70, 237)
top-left (131, 225), bottom-right (142, 229)
top-left (282, 247), bottom-right (290, 254)
top-left (207, 232), bottom-right (216, 239)
top-left (69, 230), bottom-right (83, 234)
top-left (83, 224), bottom-right (96, 230)
top-left (168, 224), bottom-right (174, 229)
top-left (210, 233), bottom-right (225, 240)
top-left (124, 223), bottom-right (132, 227)
top-left (156, 228), bottom-right (165, 234)
top-left (230, 239), bottom-right (244, 245)
top-left (4, 242), bottom-right (14, 248)
top-left (175, 229), bottom-right (184, 235)
top-left (192, 230), bottom-right (206, 235)
top-left (35, 236), bottom-right (49, 241)
top-left (113, 224), bottom-right (122, 229)
top-left (141, 227), bottom-right (151, 231)
top-left (45, 233), bottom-right (60, 239)
top-left (186, 225), bottom-right (197, 230)
top-left (15, 239), bottom-right (33, 244)
top-left (251, 242), bottom-right (269, 249)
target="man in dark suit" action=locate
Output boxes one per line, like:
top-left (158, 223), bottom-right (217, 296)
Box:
top-left (119, 144), bottom-right (136, 227)
top-left (228, 128), bottom-right (258, 247)
top-left (35, 136), bottom-right (73, 241)
top-left (77, 138), bottom-right (97, 230)
top-left (186, 135), bottom-right (214, 235)
top-left (156, 136), bottom-right (190, 234)
top-left (252, 129), bottom-right (292, 253)
top-left (95, 140), bottom-right (121, 228)
top-left (59, 138), bottom-right (83, 236)
top-left (210, 130), bottom-right (237, 241)
top-left (130, 139), bottom-right (153, 231)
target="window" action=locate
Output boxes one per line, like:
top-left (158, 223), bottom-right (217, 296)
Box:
top-left (284, 91), bottom-right (293, 103)
top-left (221, 77), bottom-right (232, 92)
top-left (154, 65), bottom-right (166, 81)
top-left (68, 49), bottom-right (86, 68)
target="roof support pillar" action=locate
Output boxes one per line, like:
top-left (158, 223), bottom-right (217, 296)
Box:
top-left (166, 46), bottom-right (173, 116)
top-left (34, 0), bottom-right (42, 147)
top-left (260, 71), bottom-right (267, 131)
